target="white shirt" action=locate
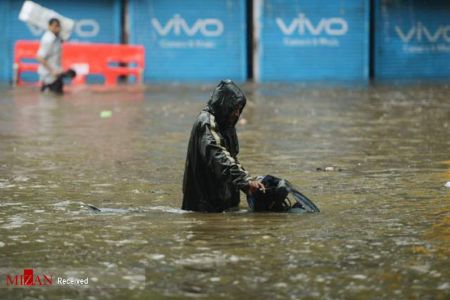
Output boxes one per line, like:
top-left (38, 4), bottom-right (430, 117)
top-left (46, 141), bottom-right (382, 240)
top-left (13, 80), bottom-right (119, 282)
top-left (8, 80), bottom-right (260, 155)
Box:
top-left (37, 31), bottom-right (62, 84)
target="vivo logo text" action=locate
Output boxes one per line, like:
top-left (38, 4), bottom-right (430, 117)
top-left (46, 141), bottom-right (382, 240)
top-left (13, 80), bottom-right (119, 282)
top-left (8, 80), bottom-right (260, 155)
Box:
top-left (151, 14), bottom-right (224, 37)
top-left (396, 22), bottom-right (450, 43)
top-left (27, 19), bottom-right (100, 38)
top-left (276, 13), bottom-right (348, 36)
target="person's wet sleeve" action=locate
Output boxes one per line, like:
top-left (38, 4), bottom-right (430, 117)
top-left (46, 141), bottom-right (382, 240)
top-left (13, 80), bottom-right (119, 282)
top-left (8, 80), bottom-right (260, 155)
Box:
top-left (199, 123), bottom-right (252, 192)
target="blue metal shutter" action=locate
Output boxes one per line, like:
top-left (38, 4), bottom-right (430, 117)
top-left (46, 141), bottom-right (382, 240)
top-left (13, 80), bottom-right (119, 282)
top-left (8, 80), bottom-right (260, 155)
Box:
top-left (129, 0), bottom-right (247, 81)
top-left (375, 0), bottom-right (450, 79)
top-left (256, 0), bottom-right (369, 81)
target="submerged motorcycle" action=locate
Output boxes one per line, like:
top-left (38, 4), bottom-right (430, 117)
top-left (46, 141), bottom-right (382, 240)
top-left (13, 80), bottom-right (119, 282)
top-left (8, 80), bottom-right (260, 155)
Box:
top-left (246, 175), bottom-right (320, 213)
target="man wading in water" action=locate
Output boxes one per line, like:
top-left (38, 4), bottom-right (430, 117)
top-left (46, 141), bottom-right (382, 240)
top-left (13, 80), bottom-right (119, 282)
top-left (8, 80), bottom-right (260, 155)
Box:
top-left (182, 80), bottom-right (265, 212)
top-left (36, 18), bottom-right (64, 93)
top-left (36, 18), bottom-right (75, 94)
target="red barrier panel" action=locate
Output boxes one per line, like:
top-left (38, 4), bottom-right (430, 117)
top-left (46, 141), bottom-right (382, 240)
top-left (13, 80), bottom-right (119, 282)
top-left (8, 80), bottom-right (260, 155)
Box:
top-left (63, 43), bottom-right (145, 86)
top-left (14, 41), bottom-right (145, 86)
top-left (13, 41), bottom-right (40, 86)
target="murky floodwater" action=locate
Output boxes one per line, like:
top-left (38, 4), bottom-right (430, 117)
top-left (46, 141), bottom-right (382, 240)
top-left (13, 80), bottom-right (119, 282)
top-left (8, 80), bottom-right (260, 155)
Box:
top-left (0, 82), bottom-right (449, 299)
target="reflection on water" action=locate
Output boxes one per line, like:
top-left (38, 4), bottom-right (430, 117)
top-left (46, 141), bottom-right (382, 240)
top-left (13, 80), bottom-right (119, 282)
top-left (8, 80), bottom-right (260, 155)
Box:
top-left (0, 83), bottom-right (449, 299)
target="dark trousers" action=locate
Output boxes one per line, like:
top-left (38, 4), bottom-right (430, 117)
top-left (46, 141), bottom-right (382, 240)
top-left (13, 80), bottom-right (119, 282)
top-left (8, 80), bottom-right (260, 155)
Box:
top-left (41, 76), bottom-right (64, 94)
top-left (40, 69), bottom-right (76, 94)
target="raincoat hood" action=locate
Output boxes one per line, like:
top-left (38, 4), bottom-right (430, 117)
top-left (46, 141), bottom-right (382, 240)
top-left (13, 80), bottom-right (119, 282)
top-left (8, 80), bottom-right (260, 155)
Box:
top-left (206, 80), bottom-right (247, 128)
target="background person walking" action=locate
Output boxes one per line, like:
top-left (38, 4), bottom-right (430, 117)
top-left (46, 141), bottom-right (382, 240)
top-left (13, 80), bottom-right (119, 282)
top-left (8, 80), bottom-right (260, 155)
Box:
top-left (36, 18), bottom-right (64, 93)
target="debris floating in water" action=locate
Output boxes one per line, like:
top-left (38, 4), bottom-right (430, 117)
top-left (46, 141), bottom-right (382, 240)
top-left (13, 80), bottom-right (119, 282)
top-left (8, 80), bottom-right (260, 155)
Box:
top-left (86, 204), bottom-right (102, 212)
top-left (100, 110), bottom-right (112, 118)
top-left (316, 166), bottom-right (343, 172)
top-left (149, 254), bottom-right (165, 260)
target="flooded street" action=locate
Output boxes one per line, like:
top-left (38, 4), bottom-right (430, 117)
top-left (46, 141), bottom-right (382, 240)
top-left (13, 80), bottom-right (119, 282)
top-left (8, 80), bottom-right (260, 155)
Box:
top-left (0, 83), bottom-right (449, 299)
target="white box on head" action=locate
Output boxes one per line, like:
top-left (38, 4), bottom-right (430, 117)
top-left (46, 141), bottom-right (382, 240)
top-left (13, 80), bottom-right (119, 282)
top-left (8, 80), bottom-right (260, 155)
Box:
top-left (19, 0), bottom-right (75, 40)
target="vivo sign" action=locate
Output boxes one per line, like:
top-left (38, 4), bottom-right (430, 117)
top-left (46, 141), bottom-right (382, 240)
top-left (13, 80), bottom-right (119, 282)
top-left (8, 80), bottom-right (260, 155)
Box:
top-left (395, 22), bottom-right (450, 43)
top-left (27, 19), bottom-right (100, 38)
top-left (151, 14), bottom-right (224, 37)
top-left (276, 13), bottom-right (348, 36)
